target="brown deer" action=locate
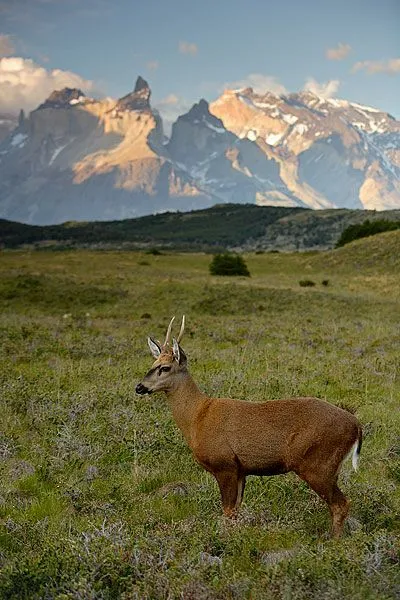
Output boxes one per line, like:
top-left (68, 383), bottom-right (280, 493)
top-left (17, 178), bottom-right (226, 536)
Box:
top-left (136, 316), bottom-right (362, 538)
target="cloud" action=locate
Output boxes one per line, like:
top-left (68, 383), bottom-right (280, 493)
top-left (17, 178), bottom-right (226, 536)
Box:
top-left (303, 77), bottom-right (340, 98)
top-left (155, 93), bottom-right (191, 135)
top-left (351, 58), bottom-right (400, 74)
top-left (0, 34), bottom-right (14, 57)
top-left (179, 41), bottom-right (198, 56)
top-left (326, 43), bottom-right (351, 61)
top-left (0, 56), bottom-right (93, 113)
top-left (223, 73), bottom-right (287, 95)
top-left (146, 60), bottom-right (159, 71)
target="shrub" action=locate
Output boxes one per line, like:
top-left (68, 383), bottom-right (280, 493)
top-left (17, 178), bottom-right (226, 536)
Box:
top-left (299, 279), bottom-right (316, 287)
top-left (209, 253), bottom-right (250, 277)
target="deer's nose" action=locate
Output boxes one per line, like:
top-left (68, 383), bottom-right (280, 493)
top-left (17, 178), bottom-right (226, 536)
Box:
top-left (135, 383), bottom-right (148, 395)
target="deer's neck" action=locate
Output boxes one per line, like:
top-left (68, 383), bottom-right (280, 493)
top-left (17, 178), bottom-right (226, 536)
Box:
top-left (165, 371), bottom-right (207, 447)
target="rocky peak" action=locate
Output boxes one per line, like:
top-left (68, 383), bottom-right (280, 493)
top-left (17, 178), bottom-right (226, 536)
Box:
top-left (37, 88), bottom-right (86, 110)
top-left (134, 76), bottom-right (149, 93)
top-left (116, 76), bottom-right (151, 112)
top-left (180, 98), bottom-right (225, 130)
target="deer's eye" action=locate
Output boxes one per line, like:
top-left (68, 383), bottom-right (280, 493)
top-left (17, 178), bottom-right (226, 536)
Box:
top-left (159, 366), bottom-right (171, 375)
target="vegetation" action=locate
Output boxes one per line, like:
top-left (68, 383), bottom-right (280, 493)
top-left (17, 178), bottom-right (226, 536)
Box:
top-left (336, 218), bottom-right (400, 248)
top-left (0, 204), bottom-right (302, 251)
top-left (299, 279), bottom-right (315, 287)
top-left (0, 244), bottom-right (399, 598)
top-left (209, 253), bottom-right (250, 277)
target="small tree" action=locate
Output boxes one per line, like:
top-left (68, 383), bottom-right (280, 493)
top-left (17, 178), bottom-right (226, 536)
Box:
top-left (209, 253), bottom-right (250, 277)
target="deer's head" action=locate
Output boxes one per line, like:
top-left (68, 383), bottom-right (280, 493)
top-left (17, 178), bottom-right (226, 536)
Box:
top-left (135, 316), bottom-right (187, 395)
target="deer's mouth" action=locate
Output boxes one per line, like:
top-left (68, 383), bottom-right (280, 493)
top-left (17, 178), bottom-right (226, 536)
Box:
top-left (135, 383), bottom-right (152, 395)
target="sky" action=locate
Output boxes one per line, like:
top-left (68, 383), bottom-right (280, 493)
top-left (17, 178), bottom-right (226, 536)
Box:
top-left (0, 0), bottom-right (399, 128)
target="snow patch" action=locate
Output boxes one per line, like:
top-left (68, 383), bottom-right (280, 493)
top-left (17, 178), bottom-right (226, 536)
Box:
top-left (11, 133), bottom-right (28, 147)
top-left (351, 102), bottom-right (380, 114)
top-left (49, 144), bottom-right (67, 165)
top-left (266, 132), bottom-right (283, 146)
top-left (204, 119), bottom-right (225, 134)
top-left (283, 113), bottom-right (298, 125)
top-left (253, 101), bottom-right (277, 109)
top-left (326, 98), bottom-right (349, 109)
top-left (293, 123), bottom-right (308, 136)
top-left (69, 96), bottom-right (86, 105)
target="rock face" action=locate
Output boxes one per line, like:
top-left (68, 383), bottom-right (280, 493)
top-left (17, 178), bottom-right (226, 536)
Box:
top-left (0, 77), bottom-right (399, 225)
top-left (37, 88), bottom-right (87, 110)
top-left (210, 88), bottom-right (400, 211)
top-left (0, 78), bottom-right (213, 224)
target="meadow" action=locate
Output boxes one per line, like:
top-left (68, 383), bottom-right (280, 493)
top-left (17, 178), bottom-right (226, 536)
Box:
top-left (0, 234), bottom-right (399, 599)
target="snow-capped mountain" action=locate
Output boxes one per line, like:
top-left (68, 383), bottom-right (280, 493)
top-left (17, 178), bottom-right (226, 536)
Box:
top-left (210, 88), bottom-right (400, 211)
top-left (0, 79), bottom-right (214, 224)
top-left (0, 77), bottom-right (399, 225)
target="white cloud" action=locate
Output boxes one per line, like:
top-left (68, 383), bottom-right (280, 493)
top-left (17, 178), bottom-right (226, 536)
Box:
top-left (303, 77), bottom-right (340, 98)
top-left (351, 58), bottom-right (400, 75)
top-left (179, 41), bottom-right (198, 56)
top-left (326, 43), bottom-right (351, 61)
top-left (223, 73), bottom-right (287, 95)
top-left (0, 56), bottom-right (93, 113)
top-left (146, 60), bottom-right (159, 71)
top-left (0, 34), bottom-right (14, 57)
top-left (155, 93), bottom-right (190, 136)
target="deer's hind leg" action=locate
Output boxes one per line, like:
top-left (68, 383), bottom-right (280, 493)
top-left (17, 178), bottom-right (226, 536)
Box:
top-left (298, 468), bottom-right (350, 538)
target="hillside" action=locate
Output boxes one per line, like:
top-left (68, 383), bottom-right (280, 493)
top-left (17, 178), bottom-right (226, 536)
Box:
top-left (311, 228), bottom-right (400, 272)
top-left (1, 204), bottom-right (400, 251)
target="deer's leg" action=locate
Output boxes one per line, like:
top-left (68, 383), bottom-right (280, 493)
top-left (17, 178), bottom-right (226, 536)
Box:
top-left (329, 484), bottom-right (350, 539)
top-left (214, 470), bottom-right (242, 518)
top-left (297, 470), bottom-right (349, 538)
top-left (235, 474), bottom-right (246, 512)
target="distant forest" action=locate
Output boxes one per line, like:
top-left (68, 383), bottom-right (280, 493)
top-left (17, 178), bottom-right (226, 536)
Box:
top-left (1, 204), bottom-right (400, 252)
top-left (0, 205), bottom-right (302, 250)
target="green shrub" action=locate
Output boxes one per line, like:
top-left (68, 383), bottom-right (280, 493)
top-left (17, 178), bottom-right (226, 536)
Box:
top-left (299, 279), bottom-right (316, 287)
top-left (209, 253), bottom-right (250, 277)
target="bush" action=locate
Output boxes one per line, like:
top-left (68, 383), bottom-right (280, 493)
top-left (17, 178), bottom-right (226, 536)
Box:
top-left (299, 279), bottom-right (316, 287)
top-left (209, 253), bottom-right (250, 277)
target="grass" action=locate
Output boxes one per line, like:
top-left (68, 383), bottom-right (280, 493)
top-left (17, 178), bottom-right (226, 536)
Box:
top-left (0, 242), bottom-right (399, 598)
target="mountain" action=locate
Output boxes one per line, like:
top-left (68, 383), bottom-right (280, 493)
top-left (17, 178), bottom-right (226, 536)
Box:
top-left (0, 78), bottom-right (214, 225)
top-left (0, 77), bottom-right (399, 225)
top-left (210, 88), bottom-right (400, 211)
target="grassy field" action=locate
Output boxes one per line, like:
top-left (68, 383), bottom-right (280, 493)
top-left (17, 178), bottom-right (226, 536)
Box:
top-left (0, 240), bottom-right (399, 599)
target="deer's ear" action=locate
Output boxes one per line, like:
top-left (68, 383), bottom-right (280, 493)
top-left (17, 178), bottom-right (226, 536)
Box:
top-left (172, 338), bottom-right (187, 366)
top-left (148, 337), bottom-right (161, 358)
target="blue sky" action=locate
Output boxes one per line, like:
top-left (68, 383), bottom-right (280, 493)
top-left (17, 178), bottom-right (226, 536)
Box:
top-left (0, 0), bottom-right (399, 124)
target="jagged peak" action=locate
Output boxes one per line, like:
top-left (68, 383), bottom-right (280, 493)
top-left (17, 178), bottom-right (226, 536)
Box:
top-left (116, 75), bottom-right (151, 112)
top-left (134, 76), bottom-right (150, 93)
top-left (37, 88), bottom-right (87, 110)
top-left (179, 98), bottom-right (225, 129)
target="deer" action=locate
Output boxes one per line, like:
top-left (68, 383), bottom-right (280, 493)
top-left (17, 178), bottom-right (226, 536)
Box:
top-left (136, 316), bottom-right (362, 538)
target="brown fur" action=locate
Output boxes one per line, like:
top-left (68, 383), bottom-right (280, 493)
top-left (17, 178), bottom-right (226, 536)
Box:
top-left (136, 336), bottom-right (362, 538)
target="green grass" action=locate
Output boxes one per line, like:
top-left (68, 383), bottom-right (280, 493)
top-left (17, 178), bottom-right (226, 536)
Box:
top-left (0, 244), bottom-right (399, 598)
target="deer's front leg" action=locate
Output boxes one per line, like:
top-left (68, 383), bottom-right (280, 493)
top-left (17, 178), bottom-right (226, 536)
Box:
top-left (214, 470), bottom-right (243, 518)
